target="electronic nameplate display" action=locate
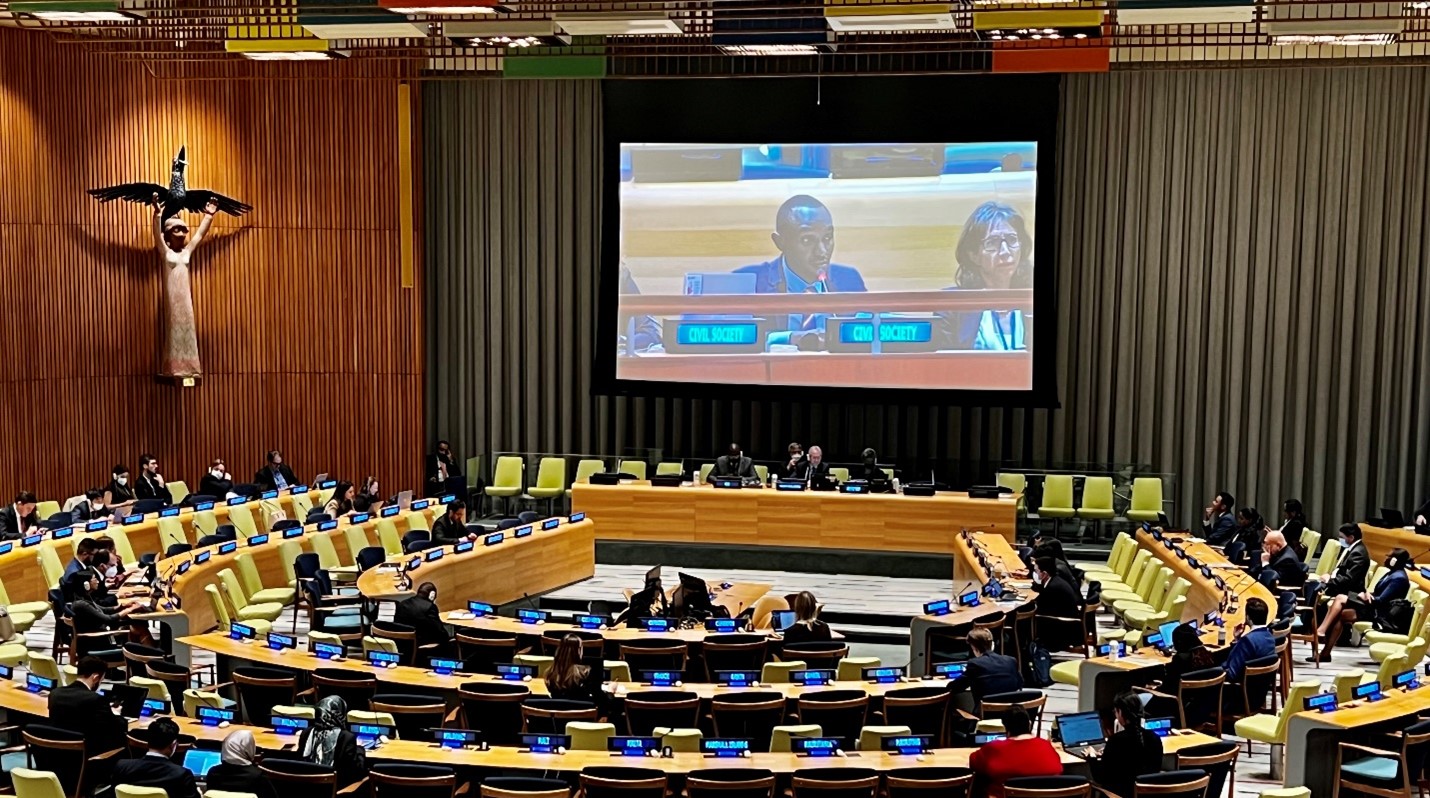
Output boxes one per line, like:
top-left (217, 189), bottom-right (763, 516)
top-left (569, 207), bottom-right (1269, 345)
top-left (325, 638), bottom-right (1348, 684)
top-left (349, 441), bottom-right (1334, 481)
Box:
top-left (197, 706), bottom-right (235, 727)
top-left (609, 737), bottom-right (659, 756)
top-left (717, 671), bottom-right (760, 687)
top-left (792, 737), bottom-right (842, 757)
top-left (880, 735), bottom-right (931, 755)
top-left (520, 734), bottom-right (569, 754)
top-left (701, 738), bottom-right (752, 757)
top-left (542, 518), bottom-right (560, 531)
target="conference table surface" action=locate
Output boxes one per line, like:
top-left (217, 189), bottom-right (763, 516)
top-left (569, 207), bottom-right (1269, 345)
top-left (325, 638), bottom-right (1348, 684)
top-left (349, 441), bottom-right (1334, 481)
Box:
top-left (617, 351), bottom-right (1032, 391)
top-left (571, 482), bottom-right (1021, 560)
top-left (909, 531), bottom-right (1035, 674)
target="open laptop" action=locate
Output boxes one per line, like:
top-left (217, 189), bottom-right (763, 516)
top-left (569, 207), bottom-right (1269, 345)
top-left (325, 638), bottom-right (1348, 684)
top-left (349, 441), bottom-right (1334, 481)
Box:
top-left (102, 684), bottom-right (149, 719)
top-left (1382, 508), bottom-right (1408, 528)
top-left (183, 748), bottom-right (222, 780)
top-left (396, 490), bottom-right (414, 511)
top-left (771, 610), bottom-right (797, 632)
top-left (1058, 711), bottom-right (1107, 758)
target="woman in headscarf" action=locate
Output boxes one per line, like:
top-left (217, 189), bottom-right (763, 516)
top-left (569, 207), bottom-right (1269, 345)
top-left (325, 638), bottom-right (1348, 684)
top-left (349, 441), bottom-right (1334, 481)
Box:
top-left (204, 729), bottom-right (279, 798)
top-left (296, 695), bottom-right (365, 789)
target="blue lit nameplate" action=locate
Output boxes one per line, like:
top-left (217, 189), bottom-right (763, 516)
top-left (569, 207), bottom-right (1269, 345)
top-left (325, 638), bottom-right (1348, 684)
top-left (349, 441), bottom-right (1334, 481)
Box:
top-left (923, 599), bottom-right (952, 617)
top-left (642, 670), bottom-right (681, 687)
top-left (219, 541), bottom-right (237, 555)
top-left (283, 528), bottom-right (304, 540)
top-left (701, 738), bottom-right (752, 758)
top-left (542, 518), bottom-right (560, 531)
top-left (271, 715), bottom-right (310, 736)
top-left (1303, 692), bottom-right (1338, 712)
top-left (49, 526), bottom-right (71, 540)
top-left (351, 513), bottom-right (370, 524)
top-left (792, 670), bottom-right (835, 687)
top-left (313, 641), bottom-right (346, 660)
top-left (381, 505), bottom-right (400, 518)
top-left (1395, 669), bottom-right (1421, 690)
top-left (570, 512), bottom-right (585, 523)
top-left (828, 318), bottom-right (935, 354)
top-left (1097, 642), bottom-right (1128, 658)
top-left (609, 736), bottom-right (660, 756)
top-left (433, 728), bottom-right (480, 749)
top-left (318, 520), bottom-right (338, 532)
top-left (705, 618), bottom-right (741, 633)
top-left (292, 485), bottom-right (309, 495)
top-left (1354, 681), bottom-right (1384, 702)
top-left (776, 480), bottom-right (806, 492)
top-left (350, 723), bottom-right (391, 745)
top-left (248, 534), bottom-right (269, 547)
top-left (0, 542), bottom-right (11, 556)
top-left (197, 706), bottom-right (235, 727)
top-left (320, 480), bottom-right (338, 490)
top-left (367, 650), bottom-right (401, 669)
top-left (425, 548), bottom-right (444, 562)
top-left (577, 614), bottom-right (609, 630)
top-left (407, 557), bottom-right (421, 572)
top-left (87, 519), bottom-right (110, 531)
top-left (881, 735), bottom-right (931, 755)
top-left (517, 608), bottom-right (548, 625)
top-left (792, 737), bottom-right (842, 757)
top-left (717, 670), bottom-right (760, 687)
top-left (515, 526), bottom-right (533, 539)
top-left (176, 560), bottom-right (192, 575)
top-left (140, 698), bottom-right (168, 717)
top-left (160, 507), bottom-right (181, 518)
top-left (455, 539), bottom-right (474, 554)
top-left (196, 500), bottom-right (216, 511)
top-left (440, 494), bottom-right (456, 505)
top-left (840, 482), bottom-right (868, 494)
top-left (123, 514), bottom-right (144, 525)
top-left (497, 664), bottom-right (537, 681)
top-left (958, 591), bottom-right (981, 608)
top-left (25, 673), bottom-right (55, 694)
top-left (864, 666), bottom-right (904, 684)
top-left (195, 550), bottom-right (212, 565)
top-left (468, 601), bottom-right (494, 617)
top-left (521, 734), bottom-right (568, 754)
top-left (430, 657), bottom-right (462, 676)
top-left (1143, 632), bottom-right (1165, 650)
top-left (641, 617), bottom-right (671, 633)
top-left (1187, 557), bottom-right (1200, 569)
top-left (934, 662), bottom-right (967, 679)
top-left (261, 489), bottom-right (280, 500)
top-left (975, 732), bottom-right (1007, 745)
top-left (668, 320), bottom-right (767, 354)
top-left (267, 632), bottom-right (297, 651)
top-left (227, 496), bottom-right (248, 506)
top-left (412, 499), bottom-right (431, 511)
top-left (229, 622), bottom-right (256, 641)
top-left (1200, 565), bottom-right (1213, 578)
top-left (0, 663), bottom-right (9, 680)
top-left (484, 532), bottom-right (505, 547)
top-left (1145, 718), bottom-right (1173, 737)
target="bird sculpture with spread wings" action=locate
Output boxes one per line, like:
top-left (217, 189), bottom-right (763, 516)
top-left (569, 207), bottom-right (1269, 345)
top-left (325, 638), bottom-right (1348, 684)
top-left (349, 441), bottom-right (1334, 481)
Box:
top-left (87, 145), bottom-right (252, 219)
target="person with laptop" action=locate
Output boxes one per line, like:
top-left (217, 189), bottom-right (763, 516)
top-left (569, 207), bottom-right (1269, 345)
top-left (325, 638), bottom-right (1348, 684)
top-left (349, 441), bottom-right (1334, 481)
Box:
top-left (204, 729), bottom-right (278, 798)
top-left (1222, 597), bottom-right (1276, 687)
top-left (253, 450), bottom-right (299, 492)
top-left (69, 488), bottom-right (108, 522)
top-left (948, 628), bottom-right (1023, 713)
top-left (708, 443), bottom-right (758, 483)
top-left (969, 705), bottom-right (1062, 798)
top-left (431, 500), bottom-right (474, 546)
top-left (1087, 692), bottom-right (1164, 797)
top-left (110, 717), bottom-right (200, 798)
top-left (47, 656), bottom-right (128, 757)
top-left (806, 446), bottom-right (831, 484)
top-left (731, 194), bottom-right (868, 351)
top-left (780, 591), bottom-right (833, 646)
top-left (322, 481), bottom-right (356, 518)
top-left (617, 569), bottom-right (669, 626)
top-left (103, 464), bottom-right (136, 512)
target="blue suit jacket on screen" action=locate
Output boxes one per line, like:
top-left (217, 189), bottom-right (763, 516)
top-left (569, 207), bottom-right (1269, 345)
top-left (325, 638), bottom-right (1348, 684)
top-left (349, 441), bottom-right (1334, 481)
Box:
top-left (732, 259), bottom-right (867, 294)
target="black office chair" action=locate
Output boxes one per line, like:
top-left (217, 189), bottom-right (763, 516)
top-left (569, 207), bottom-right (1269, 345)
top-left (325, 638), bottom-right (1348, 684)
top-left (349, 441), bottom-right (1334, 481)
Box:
top-left (131, 499), bottom-right (166, 515)
top-left (795, 691), bottom-right (868, 748)
top-left (1127, 769), bottom-right (1209, 798)
top-left (196, 534), bottom-right (224, 548)
top-left (885, 767), bottom-right (974, 797)
top-left (521, 698), bottom-right (597, 734)
top-left (710, 692), bottom-right (786, 752)
top-left (215, 523), bottom-right (238, 540)
top-left (789, 766), bottom-right (880, 798)
top-left (883, 686), bottom-right (952, 747)
top-left (231, 483), bottom-right (260, 497)
top-left (497, 519), bottom-right (523, 531)
top-left (1175, 741), bottom-right (1239, 798)
top-left (372, 694), bottom-right (448, 741)
top-left (182, 494), bottom-right (218, 508)
top-left (686, 768), bottom-right (776, 798)
top-left (517, 511), bottom-right (542, 524)
top-left (579, 766), bottom-right (667, 798)
top-left (258, 758), bottom-right (338, 798)
top-left (457, 682), bottom-right (529, 746)
top-left (356, 545), bottom-right (388, 572)
top-left (980, 690), bottom-right (1047, 734)
top-left (24, 724), bottom-right (118, 798)
top-left (231, 666), bottom-right (298, 725)
top-left (1003, 776), bottom-right (1091, 797)
top-left (480, 776), bottom-right (570, 797)
top-left (456, 628), bottom-right (519, 675)
top-left (306, 510), bottom-right (332, 524)
top-left (368, 762), bottom-right (460, 798)
top-left (623, 690), bottom-right (701, 736)
top-left (272, 519), bottom-right (301, 533)
top-left (165, 543), bottom-right (192, 557)
top-left (312, 667), bottom-right (377, 711)
top-left (42, 515), bottom-right (72, 530)
top-left (402, 530), bottom-right (431, 552)
top-left (703, 634), bottom-right (768, 677)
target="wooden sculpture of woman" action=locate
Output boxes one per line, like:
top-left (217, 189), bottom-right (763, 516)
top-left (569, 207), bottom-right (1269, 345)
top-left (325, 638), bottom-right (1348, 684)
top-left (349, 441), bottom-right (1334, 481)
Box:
top-left (151, 192), bottom-right (216, 379)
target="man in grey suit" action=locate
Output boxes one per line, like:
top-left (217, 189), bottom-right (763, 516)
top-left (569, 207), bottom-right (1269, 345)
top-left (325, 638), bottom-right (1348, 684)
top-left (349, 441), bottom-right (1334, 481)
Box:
top-left (708, 443), bottom-right (758, 483)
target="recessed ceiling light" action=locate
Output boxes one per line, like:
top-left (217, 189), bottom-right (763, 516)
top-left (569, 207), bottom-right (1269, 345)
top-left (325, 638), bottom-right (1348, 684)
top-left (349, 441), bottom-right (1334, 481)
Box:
top-left (388, 5), bottom-right (496, 12)
top-left (718, 43), bottom-right (822, 55)
top-left (241, 51), bottom-right (345, 61)
top-left (1271, 32), bottom-right (1396, 45)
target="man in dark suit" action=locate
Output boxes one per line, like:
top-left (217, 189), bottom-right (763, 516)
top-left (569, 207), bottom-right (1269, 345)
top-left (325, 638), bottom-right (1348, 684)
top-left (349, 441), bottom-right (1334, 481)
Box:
top-left (198, 458), bottom-right (234, 499)
top-left (1253, 530), bottom-right (1306, 589)
top-left (1320, 523), bottom-right (1371, 598)
top-left (1032, 555), bottom-right (1085, 651)
top-left (253, 450), bottom-right (300, 492)
top-left (111, 717), bottom-right (200, 798)
top-left (949, 627), bottom-right (1023, 711)
top-left (47, 656), bottom-right (128, 757)
top-left (708, 444), bottom-right (758, 483)
top-left (732, 195), bottom-right (868, 350)
top-left (1202, 491), bottom-right (1237, 546)
top-left (135, 453), bottom-right (173, 505)
top-left (0, 490), bottom-right (38, 540)
top-left (1222, 598), bottom-right (1276, 690)
top-left (806, 446), bottom-right (831, 484)
top-left (395, 581), bottom-right (453, 653)
top-left (431, 501), bottom-right (473, 547)
top-left (425, 440), bottom-right (466, 499)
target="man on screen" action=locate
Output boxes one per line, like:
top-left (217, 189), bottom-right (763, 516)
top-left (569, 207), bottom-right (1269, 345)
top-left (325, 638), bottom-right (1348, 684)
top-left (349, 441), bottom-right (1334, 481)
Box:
top-left (733, 195), bottom-right (867, 350)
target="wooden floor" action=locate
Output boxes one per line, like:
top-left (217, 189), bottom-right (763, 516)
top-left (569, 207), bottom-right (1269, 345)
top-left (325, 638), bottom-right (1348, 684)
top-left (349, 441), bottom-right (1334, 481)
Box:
top-left (13, 560), bottom-right (1377, 798)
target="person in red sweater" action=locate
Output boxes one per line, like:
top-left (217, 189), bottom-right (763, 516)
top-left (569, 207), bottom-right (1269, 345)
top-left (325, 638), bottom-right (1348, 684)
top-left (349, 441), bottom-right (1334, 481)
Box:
top-left (969, 706), bottom-right (1063, 798)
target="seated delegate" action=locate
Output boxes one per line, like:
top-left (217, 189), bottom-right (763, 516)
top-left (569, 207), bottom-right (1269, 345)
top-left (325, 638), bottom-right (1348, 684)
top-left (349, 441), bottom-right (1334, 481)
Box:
top-left (1314, 546), bottom-right (1411, 662)
top-left (781, 591), bottom-right (832, 646)
top-left (110, 717), bottom-right (200, 798)
top-left (948, 627), bottom-right (1022, 713)
top-left (969, 705), bottom-right (1062, 798)
top-left (1089, 692), bottom-right (1164, 797)
top-left (394, 581), bottom-right (453, 653)
top-left (707, 443), bottom-right (758, 483)
top-left (298, 696), bottom-right (366, 790)
top-left (254, 450), bottom-right (300, 492)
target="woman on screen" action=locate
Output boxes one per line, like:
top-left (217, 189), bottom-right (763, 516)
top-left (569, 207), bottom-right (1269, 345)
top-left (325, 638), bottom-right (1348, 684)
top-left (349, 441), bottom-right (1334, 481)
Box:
top-left (934, 201), bottom-right (1033, 352)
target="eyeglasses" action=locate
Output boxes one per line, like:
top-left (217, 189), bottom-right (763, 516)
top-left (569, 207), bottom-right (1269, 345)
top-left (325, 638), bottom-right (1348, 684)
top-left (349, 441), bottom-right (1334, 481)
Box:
top-left (980, 234), bottom-right (1021, 254)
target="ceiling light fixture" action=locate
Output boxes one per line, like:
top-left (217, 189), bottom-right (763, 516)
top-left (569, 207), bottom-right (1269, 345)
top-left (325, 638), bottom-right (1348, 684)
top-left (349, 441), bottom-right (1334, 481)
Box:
top-left (10, 1), bottom-right (142, 21)
top-left (718, 43), bottom-right (823, 54)
top-left (1270, 32), bottom-right (1396, 44)
top-left (554, 13), bottom-right (683, 36)
top-left (387, 5), bottom-right (495, 12)
top-left (240, 50), bottom-right (344, 60)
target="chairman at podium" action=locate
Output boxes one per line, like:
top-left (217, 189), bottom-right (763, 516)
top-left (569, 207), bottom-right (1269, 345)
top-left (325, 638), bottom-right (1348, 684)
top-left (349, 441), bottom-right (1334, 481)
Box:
top-left (707, 443), bottom-right (759, 483)
top-left (733, 195), bottom-right (867, 350)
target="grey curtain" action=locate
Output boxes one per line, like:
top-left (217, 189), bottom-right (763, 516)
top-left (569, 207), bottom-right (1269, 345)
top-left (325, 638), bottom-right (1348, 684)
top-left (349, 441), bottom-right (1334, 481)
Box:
top-left (425, 68), bottom-right (1430, 531)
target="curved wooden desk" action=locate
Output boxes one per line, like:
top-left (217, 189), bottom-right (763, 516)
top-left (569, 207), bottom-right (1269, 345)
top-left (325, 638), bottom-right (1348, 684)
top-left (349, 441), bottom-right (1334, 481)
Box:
top-left (909, 531), bottom-right (1035, 675)
top-left (571, 482), bottom-right (1020, 562)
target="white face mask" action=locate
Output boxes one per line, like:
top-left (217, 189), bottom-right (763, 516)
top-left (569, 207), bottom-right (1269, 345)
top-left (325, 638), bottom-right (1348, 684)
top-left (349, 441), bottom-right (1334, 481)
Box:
top-left (116, 476), bottom-right (128, 486)
top-left (211, 469), bottom-right (224, 478)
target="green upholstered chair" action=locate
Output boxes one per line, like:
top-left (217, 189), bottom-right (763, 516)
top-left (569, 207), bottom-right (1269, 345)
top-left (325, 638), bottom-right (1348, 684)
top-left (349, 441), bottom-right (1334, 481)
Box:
top-left (523, 457), bottom-right (568, 514)
top-left (1126, 477), bottom-right (1164, 522)
top-left (1038, 475), bottom-right (1075, 534)
top-left (485, 456), bottom-right (524, 515)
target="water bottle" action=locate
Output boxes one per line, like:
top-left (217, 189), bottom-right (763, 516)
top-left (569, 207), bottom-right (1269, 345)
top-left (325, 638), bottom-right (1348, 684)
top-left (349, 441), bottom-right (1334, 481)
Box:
top-left (1216, 623), bottom-right (1227, 647)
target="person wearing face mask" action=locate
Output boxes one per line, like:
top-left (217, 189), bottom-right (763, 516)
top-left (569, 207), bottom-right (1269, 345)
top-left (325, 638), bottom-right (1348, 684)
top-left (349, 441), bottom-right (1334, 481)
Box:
top-left (135, 453), bottom-right (173, 505)
top-left (198, 459), bottom-right (234, 498)
top-left (254, 450), bottom-right (299, 492)
top-left (103, 464), bottom-right (136, 510)
top-left (394, 581), bottom-right (453, 653)
top-left (1307, 523), bottom-right (1371, 641)
top-left (1032, 554), bottom-right (1085, 651)
top-left (70, 488), bottom-right (108, 522)
top-left (426, 440), bottom-right (466, 499)
top-left (779, 442), bottom-right (808, 481)
top-left (1089, 691), bottom-right (1164, 797)
top-left (1313, 545), bottom-right (1409, 662)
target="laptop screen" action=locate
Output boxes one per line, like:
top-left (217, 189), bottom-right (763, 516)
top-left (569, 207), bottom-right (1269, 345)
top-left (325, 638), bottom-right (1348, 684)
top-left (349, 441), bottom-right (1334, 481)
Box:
top-left (1058, 712), bottom-right (1105, 747)
top-left (1157, 620), bottom-right (1180, 648)
top-left (771, 610), bottom-right (797, 631)
top-left (183, 749), bottom-right (222, 779)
